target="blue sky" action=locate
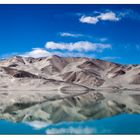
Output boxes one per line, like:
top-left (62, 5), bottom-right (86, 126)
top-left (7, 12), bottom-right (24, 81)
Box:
top-left (0, 4), bottom-right (140, 64)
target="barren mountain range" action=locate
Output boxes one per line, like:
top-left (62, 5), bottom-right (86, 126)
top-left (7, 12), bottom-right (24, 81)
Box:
top-left (0, 55), bottom-right (140, 90)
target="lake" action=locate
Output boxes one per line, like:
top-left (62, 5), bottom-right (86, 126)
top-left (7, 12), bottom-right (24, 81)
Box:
top-left (0, 114), bottom-right (140, 134)
top-left (0, 89), bottom-right (140, 134)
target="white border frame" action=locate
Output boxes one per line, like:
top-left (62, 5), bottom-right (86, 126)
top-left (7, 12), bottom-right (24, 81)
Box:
top-left (0, 0), bottom-right (140, 4)
top-left (0, 1), bottom-right (140, 140)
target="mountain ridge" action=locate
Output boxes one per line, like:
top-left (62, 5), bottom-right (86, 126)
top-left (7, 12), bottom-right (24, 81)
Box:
top-left (0, 55), bottom-right (140, 90)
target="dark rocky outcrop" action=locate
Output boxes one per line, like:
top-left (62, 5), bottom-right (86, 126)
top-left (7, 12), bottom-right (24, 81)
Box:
top-left (2, 67), bottom-right (39, 79)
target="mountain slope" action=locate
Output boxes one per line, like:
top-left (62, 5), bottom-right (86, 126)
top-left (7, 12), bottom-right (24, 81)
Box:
top-left (0, 55), bottom-right (140, 90)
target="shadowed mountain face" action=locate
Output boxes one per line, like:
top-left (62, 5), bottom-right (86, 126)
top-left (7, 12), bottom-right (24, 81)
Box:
top-left (0, 55), bottom-right (140, 90)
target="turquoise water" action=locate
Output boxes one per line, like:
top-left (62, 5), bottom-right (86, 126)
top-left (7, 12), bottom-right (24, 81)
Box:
top-left (0, 114), bottom-right (140, 134)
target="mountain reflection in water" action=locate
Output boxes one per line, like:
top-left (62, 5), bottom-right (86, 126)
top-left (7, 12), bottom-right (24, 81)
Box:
top-left (0, 89), bottom-right (140, 134)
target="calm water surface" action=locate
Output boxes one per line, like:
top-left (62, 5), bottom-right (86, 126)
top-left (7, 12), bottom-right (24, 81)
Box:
top-left (0, 90), bottom-right (140, 134)
top-left (0, 114), bottom-right (140, 134)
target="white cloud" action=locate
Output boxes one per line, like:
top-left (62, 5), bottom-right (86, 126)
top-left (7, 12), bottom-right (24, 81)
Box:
top-left (97, 11), bottom-right (119, 21)
top-left (80, 16), bottom-right (99, 24)
top-left (118, 9), bottom-right (140, 20)
top-left (50, 51), bottom-right (96, 58)
top-left (19, 40), bottom-right (111, 58)
top-left (46, 126), bottom-right (96, 134)
top-left (45, 41), bottom-right (111, 52)
top-left (79, 9), bottom-right (140, 25)
top-left (20, 47), bottom-right (96, 58)
top-left (60, 32), bottom-right (83, 37)
top-left (79, 11), bottom-right (120, 24)
top-left (21, 48), bottom-right (51, 58)
top-left (60, 32), bottom-right (94, 39)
